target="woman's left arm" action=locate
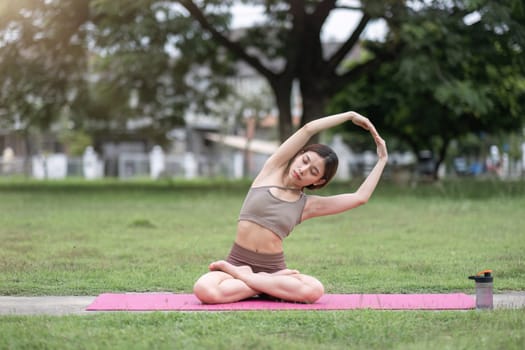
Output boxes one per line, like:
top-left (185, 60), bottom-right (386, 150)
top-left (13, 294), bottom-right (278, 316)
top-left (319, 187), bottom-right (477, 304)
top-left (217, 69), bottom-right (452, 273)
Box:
top-left (302, 135), bottom-right (388, 220)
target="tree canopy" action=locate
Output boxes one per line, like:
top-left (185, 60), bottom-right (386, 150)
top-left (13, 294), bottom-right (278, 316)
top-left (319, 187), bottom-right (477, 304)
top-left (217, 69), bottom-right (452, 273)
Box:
top-left (0, 0), bottom-right (405, 147)
top-left (329, 0), bottom-right (525, 177)
top-left (176, 0), bottom-right (406, 142)
top-left (0, 0), bottom-right (89, 143)
top-left (0, 0), bottom-right (523, 165)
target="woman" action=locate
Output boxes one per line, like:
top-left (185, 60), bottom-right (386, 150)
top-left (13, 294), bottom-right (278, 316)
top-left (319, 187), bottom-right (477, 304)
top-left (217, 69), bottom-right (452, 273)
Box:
top-left (193, 111), bottom-right (388, 304)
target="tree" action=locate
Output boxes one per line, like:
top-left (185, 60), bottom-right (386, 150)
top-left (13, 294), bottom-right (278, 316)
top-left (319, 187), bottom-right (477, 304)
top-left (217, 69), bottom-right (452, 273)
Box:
top-left (60, 1), bottom-right (407, 144)
top-left (329, 0), bottom-right (525, 179)
top-left (176, 0), bottom-right (405, 142)
top-left (0, 0), bottom-right (193, 153)
top-left (3, 0), bottom-right (523, 163)
top-left (86, 0), bottom-right (209, 142)
top-left (0, 0), bottom-right (90, 153)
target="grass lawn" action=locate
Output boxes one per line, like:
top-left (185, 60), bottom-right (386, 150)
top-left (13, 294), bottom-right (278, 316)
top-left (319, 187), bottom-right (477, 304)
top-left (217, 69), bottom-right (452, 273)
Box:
top-left (0, 178), bottom-right (524, 349)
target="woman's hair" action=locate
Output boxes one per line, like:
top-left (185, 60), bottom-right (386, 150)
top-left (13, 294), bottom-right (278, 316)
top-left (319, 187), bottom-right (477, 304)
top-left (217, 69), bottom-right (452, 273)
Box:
top-left (294, 144), bottom-right (339, 190)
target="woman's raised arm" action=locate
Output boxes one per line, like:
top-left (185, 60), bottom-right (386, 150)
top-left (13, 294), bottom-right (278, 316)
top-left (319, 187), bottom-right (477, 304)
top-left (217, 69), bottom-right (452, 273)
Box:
top-left (301, 125), bottom-right (388, 220)
top-left (264, 111), bottom-right (374, 169)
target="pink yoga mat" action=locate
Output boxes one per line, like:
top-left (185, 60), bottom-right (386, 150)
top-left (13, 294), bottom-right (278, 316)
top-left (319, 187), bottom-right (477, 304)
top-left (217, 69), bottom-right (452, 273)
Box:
top-left (86, 293), bottom-right (475, 311)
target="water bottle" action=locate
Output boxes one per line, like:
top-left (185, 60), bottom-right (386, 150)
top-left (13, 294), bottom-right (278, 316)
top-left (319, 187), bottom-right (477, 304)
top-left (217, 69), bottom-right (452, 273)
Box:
top-left (468, 270), bottom-right (493, 310)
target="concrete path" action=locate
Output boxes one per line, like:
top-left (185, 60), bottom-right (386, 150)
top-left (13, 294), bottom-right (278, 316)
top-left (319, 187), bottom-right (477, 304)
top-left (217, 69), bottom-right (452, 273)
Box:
top-left (0, 293), bottom-right (524, 316)
top-left (0, 296), bottom-right (96, 316)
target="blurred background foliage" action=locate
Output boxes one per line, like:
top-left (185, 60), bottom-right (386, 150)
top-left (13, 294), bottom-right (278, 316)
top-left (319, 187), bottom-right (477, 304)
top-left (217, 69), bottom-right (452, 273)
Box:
top-left (0, 1), bottom-right (524, 178)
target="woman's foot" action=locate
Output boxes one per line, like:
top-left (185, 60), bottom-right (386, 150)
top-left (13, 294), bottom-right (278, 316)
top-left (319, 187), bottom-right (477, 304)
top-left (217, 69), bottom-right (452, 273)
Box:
top-left (209, 260), bottom-right (253, 279)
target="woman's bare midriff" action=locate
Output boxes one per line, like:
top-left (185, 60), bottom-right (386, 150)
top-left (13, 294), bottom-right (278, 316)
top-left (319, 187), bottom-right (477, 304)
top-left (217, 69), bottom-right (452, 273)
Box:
top-left (235, 220), bottom-right (284, 254)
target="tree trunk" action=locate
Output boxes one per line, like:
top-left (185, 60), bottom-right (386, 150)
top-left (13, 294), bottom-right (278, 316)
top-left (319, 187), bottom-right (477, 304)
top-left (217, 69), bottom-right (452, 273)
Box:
top-left (270, 78), bottom-right (294, 144)
top-left (434, 138), bottom-right (450, 180)
top-left (299, 77), bottom-right (330, 144)
top-left (301, 96), bottom-right (327, 145)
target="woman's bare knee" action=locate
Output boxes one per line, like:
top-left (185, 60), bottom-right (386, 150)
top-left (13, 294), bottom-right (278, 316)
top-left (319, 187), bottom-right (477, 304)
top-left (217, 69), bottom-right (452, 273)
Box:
top-left (193, 281), bottom-right (221, 304)
top-left (297, 276), bottom-right (324, 303)
top-left (193, 272), bottom-right (226, 304)
top-left (306, 283), bottom-right (324, 303)
top-left (193, 271), bottom-right (258, 304)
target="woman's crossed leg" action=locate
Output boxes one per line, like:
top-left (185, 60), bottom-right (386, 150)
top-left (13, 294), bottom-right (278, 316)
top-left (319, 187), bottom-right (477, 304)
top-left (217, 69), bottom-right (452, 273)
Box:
top-left (193, 260), bottom-right (324, 304)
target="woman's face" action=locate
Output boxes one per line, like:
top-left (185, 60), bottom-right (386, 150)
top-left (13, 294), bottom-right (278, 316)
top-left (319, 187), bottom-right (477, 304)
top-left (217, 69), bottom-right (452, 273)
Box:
top-left (288, 151), bottom-right (326, 188)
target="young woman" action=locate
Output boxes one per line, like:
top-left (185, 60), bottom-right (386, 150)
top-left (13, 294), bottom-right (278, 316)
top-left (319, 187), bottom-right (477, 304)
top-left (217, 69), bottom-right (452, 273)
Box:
top-left (193, 111), bottom-right (388, 304)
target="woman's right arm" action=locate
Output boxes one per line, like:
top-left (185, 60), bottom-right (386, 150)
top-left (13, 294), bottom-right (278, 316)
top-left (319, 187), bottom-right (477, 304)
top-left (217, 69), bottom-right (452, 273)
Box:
top-left (264, 111), bottom-right (376, 169)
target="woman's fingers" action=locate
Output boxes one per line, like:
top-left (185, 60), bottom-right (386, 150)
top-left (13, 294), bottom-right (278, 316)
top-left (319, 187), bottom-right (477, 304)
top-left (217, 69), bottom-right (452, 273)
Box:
top-left (375, 137), bottom-right (388, 158)
top-left (350, 112), bottom-right (385, 156)
top-left (350, 112), bottom-right (379, 136)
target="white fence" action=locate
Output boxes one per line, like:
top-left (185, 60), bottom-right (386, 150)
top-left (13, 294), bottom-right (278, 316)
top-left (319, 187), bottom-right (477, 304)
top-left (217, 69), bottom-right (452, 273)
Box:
top-left (117, 153), bottom-right (194, 179)
top-left (0, 148), bottom-right (202, 180)
top-left (2, 144), bottom-right (524, 181)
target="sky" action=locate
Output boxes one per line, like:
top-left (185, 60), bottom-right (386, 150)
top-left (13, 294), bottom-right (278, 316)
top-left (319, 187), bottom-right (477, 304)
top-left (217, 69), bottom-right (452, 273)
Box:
top-left (230, 3), bottom-right (387, 42)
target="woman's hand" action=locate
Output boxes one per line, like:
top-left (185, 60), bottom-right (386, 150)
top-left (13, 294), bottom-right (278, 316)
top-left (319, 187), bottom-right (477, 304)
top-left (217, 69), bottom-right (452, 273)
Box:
top-left (349, 111), bottom-right (388, 161)
top-left (375, 135), bottom-right (388, 161)
top-left (349, 111), bottom-right (380, 139)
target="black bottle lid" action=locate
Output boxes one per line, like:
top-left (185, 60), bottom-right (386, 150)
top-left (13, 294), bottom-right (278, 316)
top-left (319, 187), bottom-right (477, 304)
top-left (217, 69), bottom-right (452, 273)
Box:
top-left (468, 269), bottom-right (493, 283)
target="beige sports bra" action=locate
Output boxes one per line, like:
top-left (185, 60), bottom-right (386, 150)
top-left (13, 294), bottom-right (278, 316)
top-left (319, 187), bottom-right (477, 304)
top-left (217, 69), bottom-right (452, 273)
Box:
top-left (238, 186), bottom-right (307, 240)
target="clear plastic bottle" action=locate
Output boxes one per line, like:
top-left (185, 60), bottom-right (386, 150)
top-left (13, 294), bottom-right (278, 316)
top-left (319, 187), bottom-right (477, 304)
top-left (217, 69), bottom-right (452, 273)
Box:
top-left (468, 270), bottom-right (493, 310)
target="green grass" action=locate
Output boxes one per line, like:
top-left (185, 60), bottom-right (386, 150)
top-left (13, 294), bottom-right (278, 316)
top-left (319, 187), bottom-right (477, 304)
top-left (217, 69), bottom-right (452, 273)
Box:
top-left (1, 310), bottom-right (524, 350)
top-left (0, 178), bottom-right (524, 349)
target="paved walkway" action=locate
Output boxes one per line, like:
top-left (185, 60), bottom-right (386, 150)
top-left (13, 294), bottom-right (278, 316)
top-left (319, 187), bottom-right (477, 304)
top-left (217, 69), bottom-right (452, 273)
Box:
top-left (0, 293), bottom-right (524, 316)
